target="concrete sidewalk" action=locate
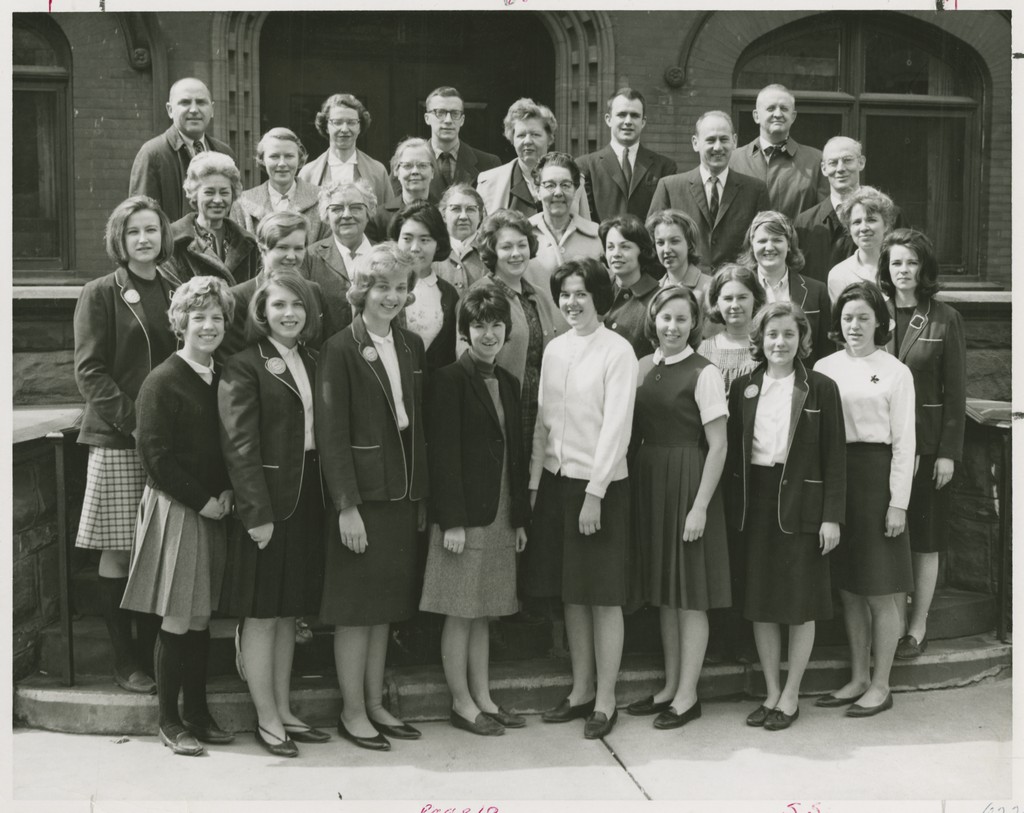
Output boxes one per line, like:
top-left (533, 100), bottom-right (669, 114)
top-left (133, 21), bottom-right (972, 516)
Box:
top-left (10, 677), bottom-right (1012, 804)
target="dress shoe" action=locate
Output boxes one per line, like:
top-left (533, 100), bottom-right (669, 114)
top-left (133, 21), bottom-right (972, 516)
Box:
top-left (450, 710), bottom-right (505, 736)
top-left (370, 719), bottom-right (422, 740)
top-left (583, 709), bottom-right (618, 739)
top-left (182, 713), bottom-right (235, 744)
top-left (283, 723), bottom-right (331, 743)
top-left (159, 723), bottom-right (204, 756)
top-left (541, 696), bottom-right (595, 723)
top-left (481, 706), bottom-right (526, 728)
top-left (846, 692), bottom-right (893, 718)
top-left (337, 718), bottom-right (390, 751)
top-left (745, 704), bottom-right (772, 727)
top-left (653, 700), bottom-right (702, 730)
top-left (115, 669), bottom-right (157, 695)
top-left (626, 695), bottom-right (672, 716)
top-left (814, 692), bottom-right (862, 708)
top-left (294, 618), bottom-right (314, 645)
top-left (764, 706), bottom-right (799, 731)
top-left (255, 724), bottom-right (298, 757)
top-left (895, 634), bottom-right (927, 660)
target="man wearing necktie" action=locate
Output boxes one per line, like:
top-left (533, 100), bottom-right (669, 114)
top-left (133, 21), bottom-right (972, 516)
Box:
top-left (129, 77), bottom-right (235, 222)
top-left (728, 84), bottom-right (828, 221)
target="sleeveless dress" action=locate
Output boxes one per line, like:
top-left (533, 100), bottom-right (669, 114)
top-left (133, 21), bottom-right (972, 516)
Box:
top-left (633, 352), bottom-right (731, 610)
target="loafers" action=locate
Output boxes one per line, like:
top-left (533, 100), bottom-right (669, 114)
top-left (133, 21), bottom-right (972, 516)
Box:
top-left (370, 719), bottom-right (422, 740)
top-left (294, 618), bottom-right (314, 645)
top-left (115, 669), bottom-right (157, 695)
top-left (895, 634), bottom-right (927, 660)
top-left (159, 723), bottom-right (204, 756)
top-left (745, 704), bottom-right (772, 727)
top-left (626, 695), bottom-right (672, 716)
top-left (283, 723), bottom-right (331, 743)
top-left (337, 718), bottom-right (390, 751)
top-left (583, 709), bottom-right (618, 740)
top-left (481, 706), bottom-right (526, 729)
top-left (815, 692), bottom-right (862, 708)
top-left (450, 710), bottom-right (505, 736)
top-left (653, 700), bottom-right (702, 730)
top-left (764, 706), bottom-right (799, 731)
top-left (182, 714), bottom-right (235, 744)
top-left (846, 692), bottom-right (893, 718)
top-left (541, 697), bottom-right (596, 723)
top-left (255, 724), bottom-right (298, 758)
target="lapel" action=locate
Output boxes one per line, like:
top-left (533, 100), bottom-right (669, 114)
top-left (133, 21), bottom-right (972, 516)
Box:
top-left (784, 361), bottom-right (810, 461)
top-left (631, 146), bottom-right (653, 195)
top-left (352, 315), bottom-right (400, 423)
top-left (789, 270), bottom-right (810, 310)
top-left (221, 222), bottom-right (252, 279)
top-left (314, 238), bottom-right (349, 279)
top-left (257, 338), bottom-right (301, 400)
top-left (455, 143), bottom-right (479, 183)
top-left (716, 172), bottom-right (740, 225)
top-left (238, 185), bottom-right (273, 222)
top-left (600, 145), bottom-right (628, 198)
top-left (509, 163), bottom-right (536, 208)
top-left (293, 180), bottom-right (321, 214)
top-left (459, 352), bottom-right (501, 431)
top-left (687, 172), bottom-right (713, 227)
top-left (889, 298), bottom-right (931, 361)
top-left (741, 365), bottom-right (766, 467)
top-left (393, 327), bottom-right (416, 425)
top-left (113, 266), bottom-right (153, 358)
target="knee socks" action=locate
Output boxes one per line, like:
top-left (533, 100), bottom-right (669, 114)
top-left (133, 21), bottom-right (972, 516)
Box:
top-left (155, 628), bottom-right (187, 729)
top-left (181, 628), bottom-right (211, 723)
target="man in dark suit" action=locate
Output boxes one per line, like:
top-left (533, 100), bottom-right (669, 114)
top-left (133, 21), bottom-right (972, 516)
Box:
top-left (419, 85), bottom-right (501, 201)
top-left (128, 77), bottom-right (234, 223)
top-left (648, 111), bottom-right (769, 270)
top-left (576, 87), bottom-right (677, 223)
top-left (729, 84), bottom-right (828, 221)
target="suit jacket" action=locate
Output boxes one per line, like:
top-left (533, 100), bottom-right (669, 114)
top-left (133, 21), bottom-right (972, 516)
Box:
top-left (166, 213), bottom-right (260, 287)
top-left (476, 160), bottom-right (590, 221)
top-left (648, 168), bottom-right (770, 270)
top-left (725, 361), bottom-right (846, 534)
top-left (729, 137), bottom-right (828, 222)
top-left (783, 269), bottom-right (832, 365)
top-left (885, 298), bottom-right (967, 460)
top-left (426, 352), bottom-right (529, 531)
top-left (73, 265), bottom-right (184, 448)
top-left (429, 140), bottom-right (501, 199)
top-left (230, 180), bottom-right (328, 244)
top-left (315, 316), bottom-right (428, 511)
top-left (303, 236), bottom-right (362, 339)
top-left (129, 125), bottom-right (235, 223)
top-left (218, 339), bottom-right (323, 528)
top-left (298, 148), bottom-right (392, 213)
top-left (576, 144), bottom-right (677, 223)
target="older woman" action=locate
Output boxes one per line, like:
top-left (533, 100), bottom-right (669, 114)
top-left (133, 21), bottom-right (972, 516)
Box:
top-left (600, 213), bottom-right (661, 358)
top-left (298, 93), bottom-right (391, 208)
top-left (878, 230), bottom-right (967, 660)
top-left (438, 183), bottom-right (488, 296)
top-left (231, 127), bottom-right (325, 243)
top-left (476, 98), bottom-right (589, 221)
top-left (827, 186), bottom-right (896, 303)
top-left (305, 179), bottom-right (378, 337)
top-left (167, 152), bottom-right (260, 285)
top-left (646, 209), bottom-right (712, 296)
top-left (524, 152), bottom-right (602, 291)
top-left (367, 137), bottom-right (436, 242)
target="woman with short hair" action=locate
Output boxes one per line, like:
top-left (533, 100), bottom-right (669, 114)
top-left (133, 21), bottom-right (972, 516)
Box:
top-left (826, 186), bottom-right (897, 303)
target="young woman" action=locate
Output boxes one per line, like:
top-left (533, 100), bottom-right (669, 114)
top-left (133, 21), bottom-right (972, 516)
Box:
top-left (628, 285), bottom-right (729, 730)
top-left (218, 266), bottom-right (329, 758)
top-left (878, 230), bottom-right (967, 659)
top-left (826, 186), bottom-right (896, 304)
top-left (389, 200), bottom-right (459, 373)
top-left (645, 209), bottom-right (712, 297)
top-left (529, 257), bottom-right (639, 740)
top-left (73, 195), bottom-right (179, 695)
top-left (437, 183), bottom-right (488, 296)
top-left (421, 288), bottom-right (530, 736)
top-left (726, 302), bottom-right (846, 731)
top-left (120, 276), bottom-right (236, 756)
top-left (315, 242), bottom-right (429, 752)
top-left (698, 264), bottom-right (766, 396)
top-left (814, 282), bottom-right (916, 717)
top-left (600, 213), bottom-right (661, 358)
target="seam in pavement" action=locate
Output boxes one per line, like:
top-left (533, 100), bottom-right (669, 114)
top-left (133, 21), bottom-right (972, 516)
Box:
top-left (602, 739), bottom-right (651, 800)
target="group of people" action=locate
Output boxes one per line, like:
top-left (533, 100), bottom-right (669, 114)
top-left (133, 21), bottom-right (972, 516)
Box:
top-left (72, 75), bottom-right (967, 758)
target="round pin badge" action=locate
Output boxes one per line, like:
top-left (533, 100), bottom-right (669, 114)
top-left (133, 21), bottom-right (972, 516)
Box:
top-left (266, 358), bottom-right (287, 375)
top-left (123, 289), bottom-right (141, 304)
top-left (362, 346), bottom-right (379, 363)
top-left (744, 384), bottom-right (759, 399)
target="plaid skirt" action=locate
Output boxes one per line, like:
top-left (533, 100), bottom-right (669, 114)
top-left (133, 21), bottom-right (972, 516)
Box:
top-left (75, 447), bottom-right (147, 551)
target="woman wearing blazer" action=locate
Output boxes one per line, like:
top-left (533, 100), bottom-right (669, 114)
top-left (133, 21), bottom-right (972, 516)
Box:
top-left (878, 229), bottom-right (967, 659)
top-left (726, 302), bottom-right (846, 731)
top-left (315, 242), bottom-right (429, 752)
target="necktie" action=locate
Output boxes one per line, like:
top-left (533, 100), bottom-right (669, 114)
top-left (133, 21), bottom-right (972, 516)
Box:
top-left (438, 152), bottom-right (455, 186)
top-left (708, 175), bottom-right (720, 223)
top-left (763, 141), bottom-right (788, 162)
top-left (193, 139), bottom-right (206, 156)
top-left (621, 148), bottom-right (633, 190)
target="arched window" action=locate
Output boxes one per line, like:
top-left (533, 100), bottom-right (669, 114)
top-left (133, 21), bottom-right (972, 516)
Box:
top-left (13, 14), bottom-right (74, 276)
top-left (733, 13), bottom-right (984, 277)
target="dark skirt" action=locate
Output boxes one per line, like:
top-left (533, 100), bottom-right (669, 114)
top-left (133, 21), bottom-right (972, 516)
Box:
top-left (907, 453), bottom-right (949, 554)
top-left (743, 465), bottom-right (833, 624)
top-left (220, 452), bottom-right (326, 619)
top-left (832, 443), bottom-right (913, 596)
top-left (524, 471), bottom-right (630, 607)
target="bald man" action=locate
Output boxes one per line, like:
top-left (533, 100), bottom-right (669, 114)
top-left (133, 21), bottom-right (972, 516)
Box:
top-left (129, 77), bottom-right (235, 222)
top-left (729, 83), bottom-right (827, 221)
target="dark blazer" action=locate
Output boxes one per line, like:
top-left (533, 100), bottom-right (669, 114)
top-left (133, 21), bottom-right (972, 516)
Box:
top-left (418, 275), bottom-right (460, 374)
top-left (129, 125), bottom-right (235, 223)
top-left (73, 265), bottom-right (184, 448)
top-left (426, 352), bottom-right (529, 531)
top-left (576, 144), bottom-right (677, 223)
top-left (726, 361), bottom-right (846, 534)
top-left (729, 137), bottom-right (828, 222)
top-left (784, 269), bottom-right (832, 365)
top-left (303, 236), bottom-right (363, 338)
top-left (394, 141), bottom-right (501, 201)
top-left (167, 213), bottom-right (260, 286)
top-left (315, 315), bottom-right (428, 511)
top-left (648, 167), bottom-right (770, 270)
top-left (885, 298), bottom-right (967, 461)
top-left (218, 339), bottom-right (323, 529)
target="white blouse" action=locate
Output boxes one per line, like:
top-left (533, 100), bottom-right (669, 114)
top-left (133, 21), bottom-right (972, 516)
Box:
top-left (751, 371), bottom-right (795, 466)
top-left (369, 330), bottom-right (409, 430)
top-left (268, 337), bottom-right (315, 451)
top-left (405, 272), bottom-right (444, 350)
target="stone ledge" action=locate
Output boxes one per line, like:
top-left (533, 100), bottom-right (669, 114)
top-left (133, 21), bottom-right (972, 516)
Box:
top-left (13, 406), bottom-right (83, 445)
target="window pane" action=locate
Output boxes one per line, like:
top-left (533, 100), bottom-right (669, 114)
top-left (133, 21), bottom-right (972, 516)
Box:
top-left (864, 29), bottom-right (973, 96)
top-left (735, 27), bottom-right (840, 92)
top-left (13, 89), bottom-right (61, 261)
top-left (13, 25), bottom-right (60, 67)
top-left (865, 115), bottom-right (966, 272)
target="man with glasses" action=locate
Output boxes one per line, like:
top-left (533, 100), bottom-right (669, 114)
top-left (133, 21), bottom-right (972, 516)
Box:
top-left (419, 86), bottom-right (500, 200)
top-left (794, 136), bottom-right (906, 283)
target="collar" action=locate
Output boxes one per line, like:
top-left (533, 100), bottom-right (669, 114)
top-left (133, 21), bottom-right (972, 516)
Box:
top-left (529, 211), bottom-right (599, 241)
top-left (433, 141), bottom-right (460, 161)
top-left (758, 269), bottom-right (789, 292)
top-left (334, 234), bottom-right (372, 259)
top-left (267, 336), bottom-right (298, 359)
top-left (173, 127), bottom-right (207, 153)
top-left (830, 189), bottom-right (851, 212)
top-left (328, 151), bottom-right (358, 167)
top-left (369, 329), bottom-right (395, 346)
top-left (268, 182), bottom-right (297, 207)
top-left (759, 136), bottom-right (790, 155)
top-left (609, 141), bottom-right (635, 164)
top-left (176, 350), bottom-right (215, 378)
top-left (619, 272), bottom-right (659, 297)
top-left (699, 165), bottom-right (729, 188)
top-left (761, 370), bottom-right (795, 393)
top-left (653, 345), bottom-right (694, 366)
top-left (416, 272), bottom-right (439, 288)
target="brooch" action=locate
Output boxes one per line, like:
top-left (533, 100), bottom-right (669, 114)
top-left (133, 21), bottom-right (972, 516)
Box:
top-left (362, 346), bottom-right (379, 363)
top-left (266, 358), bottom-right (287, 375)
top-left (123, 289), bottom-right (141, 304)
top-left (744, 384), bottom-right (759, 399)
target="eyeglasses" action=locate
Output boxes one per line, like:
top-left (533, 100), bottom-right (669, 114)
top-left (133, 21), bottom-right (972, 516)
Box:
top-left (328, 118), bottom-right (360, 129)
top-left (327, 203), bottom-right (368, 215)
top-left (824, 156), bottom-right (861, 169)
top-left (447, 205), bottom-right (481, 216)
top-left (539, 181), bottom-right (576, 192)
top-left (398, 162), bottom-right (432, 172)
top-left (427, 109), bottom-right (465, 122)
